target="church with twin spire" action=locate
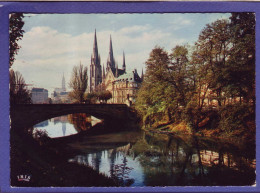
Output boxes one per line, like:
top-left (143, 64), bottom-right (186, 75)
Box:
top-left (89, 29), bottom-right (142, 105)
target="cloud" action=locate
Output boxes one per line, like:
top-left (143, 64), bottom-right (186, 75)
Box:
top-left (13, 24), bottom-right (188, 93)
top-left (118, 25), bottom-right (150, 34)
top-left (168, 15), bottom-right (194, 31)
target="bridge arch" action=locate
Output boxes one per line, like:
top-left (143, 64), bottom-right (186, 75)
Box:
top-left (10, 104), bottom-right (129, 130)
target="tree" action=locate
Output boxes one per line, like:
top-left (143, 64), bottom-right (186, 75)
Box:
top-left (10, 69), bottom-right (31, 104)
top-left (136, 15), bottom-right (255, 136)
top-left (69, 63), bottom-right (88, 103)
top-left (192, 19), bottom-right (232, 107)
top-left (135, 47), bottom-right (173, 126)
top-left (9, 13), bottom-right (25, 68)
top-left (96, 91), bottom-right (112, 103)
top-left (228, 13), bottom-right (255, 104)
top-left (136, 46), bottom-right (195, 128)
top-left (85, 92), bottom-right (97, 104)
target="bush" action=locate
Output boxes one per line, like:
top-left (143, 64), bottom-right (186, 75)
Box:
top-left (218, 103), bottom-right (255, 136)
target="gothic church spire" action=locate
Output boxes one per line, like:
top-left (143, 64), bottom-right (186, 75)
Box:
top-left (116, 62), bottom-right (118, 78)
top-left (93, 29), bottom-right (99, 63)
top-left (103, 64), bottom-right (105, 80)
top-left (122, 51), bottom-right (126, 72)
top-left (90, 29), bottom-right (102, 93)
top-left (62, 72), bottom-right (66, 91)
top-left (107, 35), bottom-right (115, 70)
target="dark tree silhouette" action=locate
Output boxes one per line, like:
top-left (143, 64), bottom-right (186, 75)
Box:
top-left (9, 13), bottom-right (24, 68)
top-left (10, 69), bottom-right (31, 104)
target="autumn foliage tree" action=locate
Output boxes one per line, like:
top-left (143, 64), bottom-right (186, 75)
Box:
top-left (136, 13), bottom-right (255, 136)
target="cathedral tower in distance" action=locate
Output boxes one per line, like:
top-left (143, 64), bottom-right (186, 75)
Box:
top-left (106, 35), bottom-right (116, 73)
top-left (90, 29), bottom-right (102, 92)
top-left (62, 73), bottom-right (66, 92)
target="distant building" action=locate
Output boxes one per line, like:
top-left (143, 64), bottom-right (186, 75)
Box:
top-left (89, 30), bottom-right (143, 105)
top-left (62, 72), bottom-right (66, 92)
top-left (51, 74), bottom-right (70, 103)
top-left (112, 70), bottom-right (142, 105)
top-left (31, 88), bottom-right (48, 104)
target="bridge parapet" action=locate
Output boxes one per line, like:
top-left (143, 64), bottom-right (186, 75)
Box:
top-left (10, 104), bottom-right (129, 130)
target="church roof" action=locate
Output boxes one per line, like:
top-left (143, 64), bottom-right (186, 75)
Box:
top-left (115, 70), bottom-right (142, 83)
top-left (110, 68), bottom-right (125, 77)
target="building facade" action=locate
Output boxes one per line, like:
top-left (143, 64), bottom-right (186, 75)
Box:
top-left (111, 70), bottom-right (142, 105)
top-left (31, 88), bottom-right (48, 104)
top-left (89, 30), bottom-right (142, 105)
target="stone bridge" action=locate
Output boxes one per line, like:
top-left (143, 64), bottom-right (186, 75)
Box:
top-left (10, 104), bottom-right (130, 130)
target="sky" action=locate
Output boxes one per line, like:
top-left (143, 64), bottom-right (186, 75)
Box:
top-left (11, 13), bottom-right (231, 96)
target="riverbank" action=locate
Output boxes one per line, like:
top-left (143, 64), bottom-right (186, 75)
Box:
top-left (10, 128), bottom-right (117, 187)
top-left (143, 120), bottom-right (255, 153)
top-left (10, 117), bottom-right (256, 186)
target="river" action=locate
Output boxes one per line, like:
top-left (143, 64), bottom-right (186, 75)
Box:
top-left (32, 113), bottom-right (256, 186)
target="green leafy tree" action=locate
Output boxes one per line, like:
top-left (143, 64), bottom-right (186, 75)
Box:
top-left (85, 92), bottom-right (97, 104)
top-left (9, 13), bottom-right (24, 68)
top-left (102, 90), bottom-right (112, 103)
top-left (192, 19), bottom-right (232, 107)
top-left (228, 13), bottom-right (255, 104)
top-left (136, 46), bottom-right (196, 129)
top-left (96, 90), bottom-right (112, 103)
top-left (69, 63), bottom-right (88, 103)
top-left (135, 47), bottom-right (173, 126)
top-left (136, 15), bottom-right (255, 137)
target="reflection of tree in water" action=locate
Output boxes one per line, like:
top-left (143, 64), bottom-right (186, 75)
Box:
top-left (68, 131), bottom-right (255, 186)
top-left (72, 144), bottom-right (135, 187)
top-left (130, 132), bottom-right (256, 186)
top-left (92, 152), bottom-right (102, 173)
top-left (110, 152), bottom-right (134, 187)
top-left (67, 113), bottom-right (92, 132)
top-left (74, 154), bottom-right (89, 166)
top-left (109, 149), bottom-right (116, 179)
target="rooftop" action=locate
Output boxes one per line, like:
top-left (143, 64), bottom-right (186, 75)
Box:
top-left (115, 70), bottom-right (142, 83)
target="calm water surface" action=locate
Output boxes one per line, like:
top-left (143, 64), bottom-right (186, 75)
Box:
top-left (33, 114), bottom-right (256, 186)
top-left (33, 114), bottom-right (101, 138)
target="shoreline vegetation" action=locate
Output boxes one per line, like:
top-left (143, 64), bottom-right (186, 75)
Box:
top-left (142, 118), bottom-right (255, 148)
top-left (135, 13), bottom-right (255, 148)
